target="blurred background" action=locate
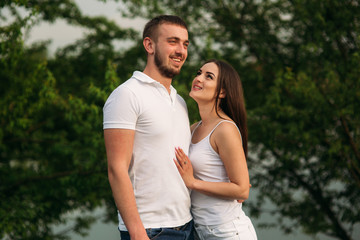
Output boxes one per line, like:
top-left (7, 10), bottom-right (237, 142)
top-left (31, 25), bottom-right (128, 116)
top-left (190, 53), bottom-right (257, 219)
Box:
top-left (1, 0), bottom-right (359, 239)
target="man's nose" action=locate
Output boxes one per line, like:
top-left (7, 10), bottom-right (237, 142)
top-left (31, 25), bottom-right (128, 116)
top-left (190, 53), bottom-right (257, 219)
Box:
top-left (175, 43), bottom-right (187, 55)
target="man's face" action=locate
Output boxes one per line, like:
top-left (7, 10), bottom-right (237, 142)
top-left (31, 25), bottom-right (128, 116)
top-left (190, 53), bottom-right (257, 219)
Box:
top-left (153, 23), bottom-right (189, 78)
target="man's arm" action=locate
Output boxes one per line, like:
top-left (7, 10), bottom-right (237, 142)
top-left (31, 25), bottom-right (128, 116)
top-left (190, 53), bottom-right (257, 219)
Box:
top-left (104, 129), bottom-right (149, 240)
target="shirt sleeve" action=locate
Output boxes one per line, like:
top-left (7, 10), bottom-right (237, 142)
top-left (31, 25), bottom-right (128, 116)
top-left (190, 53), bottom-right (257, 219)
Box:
top-left (103, 85), bottom-right (139, 130)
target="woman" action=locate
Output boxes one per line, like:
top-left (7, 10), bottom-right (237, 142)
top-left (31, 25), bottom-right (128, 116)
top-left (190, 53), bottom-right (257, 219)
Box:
top-left (174, 59), bottom-right (257, 240)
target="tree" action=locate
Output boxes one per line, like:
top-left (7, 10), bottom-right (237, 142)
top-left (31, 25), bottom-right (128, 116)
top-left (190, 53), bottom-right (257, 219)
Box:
top-left (119, 0), bottom-right (360, 239)
top-left (0, 1), bottom-right (143, 239)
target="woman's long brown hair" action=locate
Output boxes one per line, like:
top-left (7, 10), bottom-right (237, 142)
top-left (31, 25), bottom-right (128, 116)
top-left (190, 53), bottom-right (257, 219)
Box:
top-left (206, 59), bottom-right (248, 158)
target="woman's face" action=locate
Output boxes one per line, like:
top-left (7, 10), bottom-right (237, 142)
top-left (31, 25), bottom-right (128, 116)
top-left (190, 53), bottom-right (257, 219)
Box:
top-left (189, 62), bottom-right (219, 103)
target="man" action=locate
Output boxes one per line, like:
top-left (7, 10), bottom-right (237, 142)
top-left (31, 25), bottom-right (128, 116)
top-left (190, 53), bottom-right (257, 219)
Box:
top-left (103, 15), bottom-right (193, 240)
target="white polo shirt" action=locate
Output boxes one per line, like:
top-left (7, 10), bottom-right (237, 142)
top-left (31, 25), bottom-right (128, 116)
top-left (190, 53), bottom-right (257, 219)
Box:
top-left (103, 71), bottom-right (192, 230)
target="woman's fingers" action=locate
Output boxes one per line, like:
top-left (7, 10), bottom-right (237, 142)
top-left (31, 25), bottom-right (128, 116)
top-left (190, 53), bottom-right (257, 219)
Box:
top-left (174, 148), bottom-right (185, 168)
top-left (175, 147), bottom-right (184, 163)
top-left (174, 158), bottom-right (182, 171)
top-left (175, 147), bottom-right (192, 172)
top-left (177, 147), bottom-right (186, 159)
top-left (175, 147), bottom-right (188, 161)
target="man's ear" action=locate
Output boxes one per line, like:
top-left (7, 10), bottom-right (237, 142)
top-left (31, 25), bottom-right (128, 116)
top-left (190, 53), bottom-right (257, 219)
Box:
top-left (219, 89), bottom-right (226, 98)
top-left (143, 37), bottom-right (154, 55)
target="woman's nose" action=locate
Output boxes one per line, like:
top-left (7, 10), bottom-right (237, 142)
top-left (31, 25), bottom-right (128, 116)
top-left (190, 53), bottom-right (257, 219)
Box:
top-left (194, 76), bottom-right (202, 83)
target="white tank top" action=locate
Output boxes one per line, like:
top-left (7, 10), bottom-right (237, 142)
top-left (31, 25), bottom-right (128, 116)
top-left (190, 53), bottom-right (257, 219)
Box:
top-left (189, 120), bottom-right (246, 225)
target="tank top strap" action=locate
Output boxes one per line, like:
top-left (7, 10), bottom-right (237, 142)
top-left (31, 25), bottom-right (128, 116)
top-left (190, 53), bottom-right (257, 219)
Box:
top-left (191, 121), bottom-right (202, 137)
top-left (209, 120), bottom-right (242, 141)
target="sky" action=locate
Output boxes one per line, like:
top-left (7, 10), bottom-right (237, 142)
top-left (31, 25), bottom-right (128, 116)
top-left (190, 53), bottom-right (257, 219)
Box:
top-left (26, 0), bottom-right (147, 54)
top-left (15, 0), bottom-right (358, 239)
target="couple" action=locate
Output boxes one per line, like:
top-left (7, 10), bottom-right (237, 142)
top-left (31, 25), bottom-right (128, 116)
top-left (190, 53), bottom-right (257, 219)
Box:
top-left (103, 15), bottom-right (257, 240)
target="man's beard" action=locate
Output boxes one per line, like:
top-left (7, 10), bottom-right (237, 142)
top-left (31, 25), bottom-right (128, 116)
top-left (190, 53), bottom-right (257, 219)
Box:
top-left (154, 51), bottom-right (182, 79)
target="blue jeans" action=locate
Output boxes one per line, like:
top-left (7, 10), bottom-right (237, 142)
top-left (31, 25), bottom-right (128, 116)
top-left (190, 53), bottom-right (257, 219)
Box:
top-left (120, 220), bottom-right (194, 240)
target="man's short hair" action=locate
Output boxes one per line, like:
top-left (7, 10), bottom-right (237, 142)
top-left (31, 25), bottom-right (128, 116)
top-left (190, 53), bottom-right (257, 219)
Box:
top-left (143, 15), bottom-right (188, 42)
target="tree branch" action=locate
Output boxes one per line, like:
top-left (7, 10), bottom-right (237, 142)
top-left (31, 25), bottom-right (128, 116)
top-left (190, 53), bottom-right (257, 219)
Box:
top-left (340, 116), bottom-right (360, 162)
top-left (316, 80), bottom-right (360, 188)
top-left (291, 169), bottom-right (352, 240)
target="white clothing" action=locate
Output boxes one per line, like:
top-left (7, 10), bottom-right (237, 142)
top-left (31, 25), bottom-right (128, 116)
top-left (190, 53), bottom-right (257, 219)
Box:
top-left (103, 71), bottom-right (192, 230)
top-left (195, 215), bottom-right (257, 240)
top-left (189, 120), bottom-right (257, 239)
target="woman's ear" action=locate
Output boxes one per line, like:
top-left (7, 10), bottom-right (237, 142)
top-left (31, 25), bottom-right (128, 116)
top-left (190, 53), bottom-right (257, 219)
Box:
top-left (143, 37), bottom-right (154, 55)
top-left (219, 89), bottom-right (226, 98)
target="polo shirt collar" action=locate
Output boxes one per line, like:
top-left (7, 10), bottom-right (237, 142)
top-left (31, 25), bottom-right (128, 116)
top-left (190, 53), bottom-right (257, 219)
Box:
top-left (133, 71), bottom-right (177, 98)
top-left (133, 71), bottom-right (155, 84)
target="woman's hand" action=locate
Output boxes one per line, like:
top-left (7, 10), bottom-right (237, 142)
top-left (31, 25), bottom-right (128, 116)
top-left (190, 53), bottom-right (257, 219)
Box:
top-left (174, 147), bottom-right (196, 189)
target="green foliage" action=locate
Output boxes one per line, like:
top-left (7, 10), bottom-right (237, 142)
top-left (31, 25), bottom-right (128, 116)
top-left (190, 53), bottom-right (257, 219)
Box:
top-left (0, 0), bottom-right (139, 239)
top-left (0, 24), bottom-right (110, 240)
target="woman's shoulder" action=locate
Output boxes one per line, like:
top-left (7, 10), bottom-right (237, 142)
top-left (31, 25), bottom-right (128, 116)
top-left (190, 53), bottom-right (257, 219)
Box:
top-left (213, 120), bottom-right (241, 142)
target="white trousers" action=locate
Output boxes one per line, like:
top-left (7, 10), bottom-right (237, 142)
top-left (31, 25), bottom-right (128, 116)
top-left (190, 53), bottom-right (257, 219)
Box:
top-left (194, 216), bottom-right (257, 240)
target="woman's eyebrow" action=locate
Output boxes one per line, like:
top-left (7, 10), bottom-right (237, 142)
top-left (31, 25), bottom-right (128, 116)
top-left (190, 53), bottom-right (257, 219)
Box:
top-left (206, 71), bottom-right (216, 78)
